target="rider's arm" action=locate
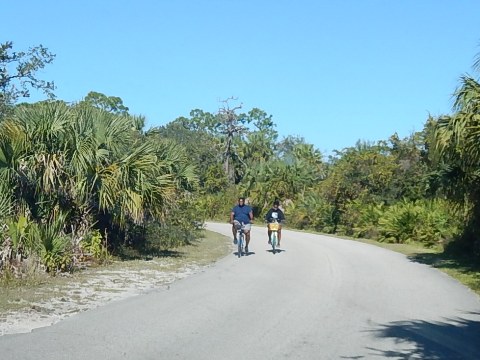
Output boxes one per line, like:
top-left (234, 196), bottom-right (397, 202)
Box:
top-left (230, 210), bottom-right (235, 224)
top-left (265, 209), bottom-right (272, 222)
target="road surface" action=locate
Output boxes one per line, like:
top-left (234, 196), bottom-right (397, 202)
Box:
top-left (1, 222), bottom-right (479, 359)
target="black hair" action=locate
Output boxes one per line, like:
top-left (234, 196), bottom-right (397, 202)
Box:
top-left (273, 200), bottom-right (280, 206)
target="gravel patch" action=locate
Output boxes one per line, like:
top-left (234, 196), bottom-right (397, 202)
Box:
top-left (0, 260), bottom-right (206, 336)
top-left (0, 230), bottom-right (231, 336)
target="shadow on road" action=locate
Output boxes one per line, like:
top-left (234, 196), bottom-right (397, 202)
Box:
top-left (408, 251), bottom-right (479, 272)
top-left (266, 248), bottom-right (286, 254)
top-left (407, 251), bottom-right (480, 293)
top-left (233, 250), bottom-right (256, 257)
top-left (366, 314), bottom-right (480, 359)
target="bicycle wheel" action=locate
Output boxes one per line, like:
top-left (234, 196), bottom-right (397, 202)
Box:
top-left (237, 232), bottom-right (243, 257)
top-left (271, 231), bottom-right (277, 254)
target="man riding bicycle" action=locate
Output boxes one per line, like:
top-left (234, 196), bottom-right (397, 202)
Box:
top-left (265, 200), bottom-right (285, 247)
top-left (230, 197), bottom-right (254, 253)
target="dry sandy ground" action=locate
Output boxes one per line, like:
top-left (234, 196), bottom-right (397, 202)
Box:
top-left (0, 259), bottom-right (207, 336)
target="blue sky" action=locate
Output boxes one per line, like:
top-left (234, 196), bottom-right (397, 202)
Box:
top-left (2, 0), bottom-right (480, 156)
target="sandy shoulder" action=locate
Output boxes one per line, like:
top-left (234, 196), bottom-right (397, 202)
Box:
top-left (0, 259), bottom-right (207, 336)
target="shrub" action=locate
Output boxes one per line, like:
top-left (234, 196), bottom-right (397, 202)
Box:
top-left (378, 200), bottom-right (420, 243)
top-left (377, 199), bottom-right (461, 246)
top-left (286, 195), bottom-right (335, 233)
top-left (351, 202), bottom-right (384, 239)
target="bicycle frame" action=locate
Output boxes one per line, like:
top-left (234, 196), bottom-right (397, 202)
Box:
top-left (234, 221), bottom-right (245, 257)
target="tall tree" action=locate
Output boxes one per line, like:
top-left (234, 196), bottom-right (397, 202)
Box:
top-left (152, 118), bottom-right (221, 192)
top-left (0, 41), bottom-right (56, 118)
top-left (432, 63), bottom-right (480, 254)
top-left (80, 91), bottom-right (130, 115)
top-left (240, 108), bottom-right (278, 164)
top-left (240, 136), bottom-right (325, 212)
top-left (387, 132), bottom-right (431, 201)
top-left (214, 98), bottom-right (247, 183)
top-left (320, 141), bottom-right (397, 232)
top-left (186, 98), bottom-right (264, 184)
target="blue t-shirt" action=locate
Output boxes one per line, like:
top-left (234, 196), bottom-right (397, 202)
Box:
top-left (232, 204), bottom-right (252, 224)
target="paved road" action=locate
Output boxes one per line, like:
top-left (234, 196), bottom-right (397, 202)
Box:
top-left (1, 222), bottom-right (480, 359)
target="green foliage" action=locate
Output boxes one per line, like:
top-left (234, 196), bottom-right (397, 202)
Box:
top-left (324, 141), bottom-right (396, 202)
top-left (0, 214), bottom-right (33, 275)
top-left (26, 212), bottom-right (73, 273)
top-left (388, 132), bottom-right (431, 201)
top-left (0, 94), bottom-right (203, 276)
top-left (151, 118), bottom-right (219, 191)
top-left (413, 200), bottom-right (461, 247)
top-left (2, 43), bottom-right (479, 272)
top-left (239, 108), bottom-right (278, 164)
top-left (183, 100), bottom-right (279, 185)
top-left (80, 91), bottom-right (129, 114)
top-left (241, 131), bottom-right (275, 164)
top-left (240, 141), bottom-right (326, 215)
top-left (241, 160), bottom-right (298, 212)
top-left (0, 183), bottom-right (13, 221)
top-left (6, 215), bottom-right (29, 256)
top-left (143, 221), bottom-right (194, 252)
top-left (80, 229), bottom-right (109, 262)
top-left (194, 187), bottom-right (239, 222)
top-left (314, 134), bottom-right (435, 235)
top-left (376, 199), bottom-right (460, 247)
top-left (286, 194), bottom-right (335, 233)
top-left (203, 164), bottom-right (229, 194)
top-left (121, 202), bottom-right (204, 258)
top-left (349, 201), bottom-right (384, 239)
top-left (190, 99), bottom-right (249, 184)
top-left (430, 60), bottom-right (480, 255)
top-left (377, 200), bottom-right (420, 244)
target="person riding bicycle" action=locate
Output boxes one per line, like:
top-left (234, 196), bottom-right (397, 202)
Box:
top-left (265, 200), bottom-right (285, 247)
top-left (230, 197), bottom-right (254, 253)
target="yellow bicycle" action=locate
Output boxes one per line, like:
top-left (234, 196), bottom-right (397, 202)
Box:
top-left (268, 219), bottom-right (280, 254)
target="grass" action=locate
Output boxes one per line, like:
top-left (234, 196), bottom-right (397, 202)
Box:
top-left (0, 230), bottom-right (231, 315)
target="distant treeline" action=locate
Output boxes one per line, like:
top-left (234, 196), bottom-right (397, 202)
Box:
top-left (1, 41), bottom-right (479, 277)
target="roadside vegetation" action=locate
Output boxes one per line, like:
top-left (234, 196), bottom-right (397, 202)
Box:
top-left (1, 41), bottom-right (480, 297)
top-left (0, 229), bottom-right (230, 324)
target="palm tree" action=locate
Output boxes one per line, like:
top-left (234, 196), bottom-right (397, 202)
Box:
top-left (432, 56), bottom-right (480, 254)
top-left (1, 99), bottom-right (199, 271)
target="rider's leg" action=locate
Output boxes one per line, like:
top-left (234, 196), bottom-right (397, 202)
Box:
top-left (267, 229), bottom-right (272, 244)
top-left (243, 224), bottom-right (252, 252)
top-left (245, 230), bottom-right (251, 251)
top-left (278, 226), bottom-right (282, 246)
top-left (232, 224), bottom-right (237, 243)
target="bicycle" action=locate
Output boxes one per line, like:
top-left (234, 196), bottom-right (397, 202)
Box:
top-left (233, 220), bottom-right (245, 258)
top-left (268, 219), bottom-right (280, 254)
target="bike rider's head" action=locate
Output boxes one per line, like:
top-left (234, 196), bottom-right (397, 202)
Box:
top-left (238, 197), bottom-right (246, 207)
top-left (273, 200), bottom-right (280, 209)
